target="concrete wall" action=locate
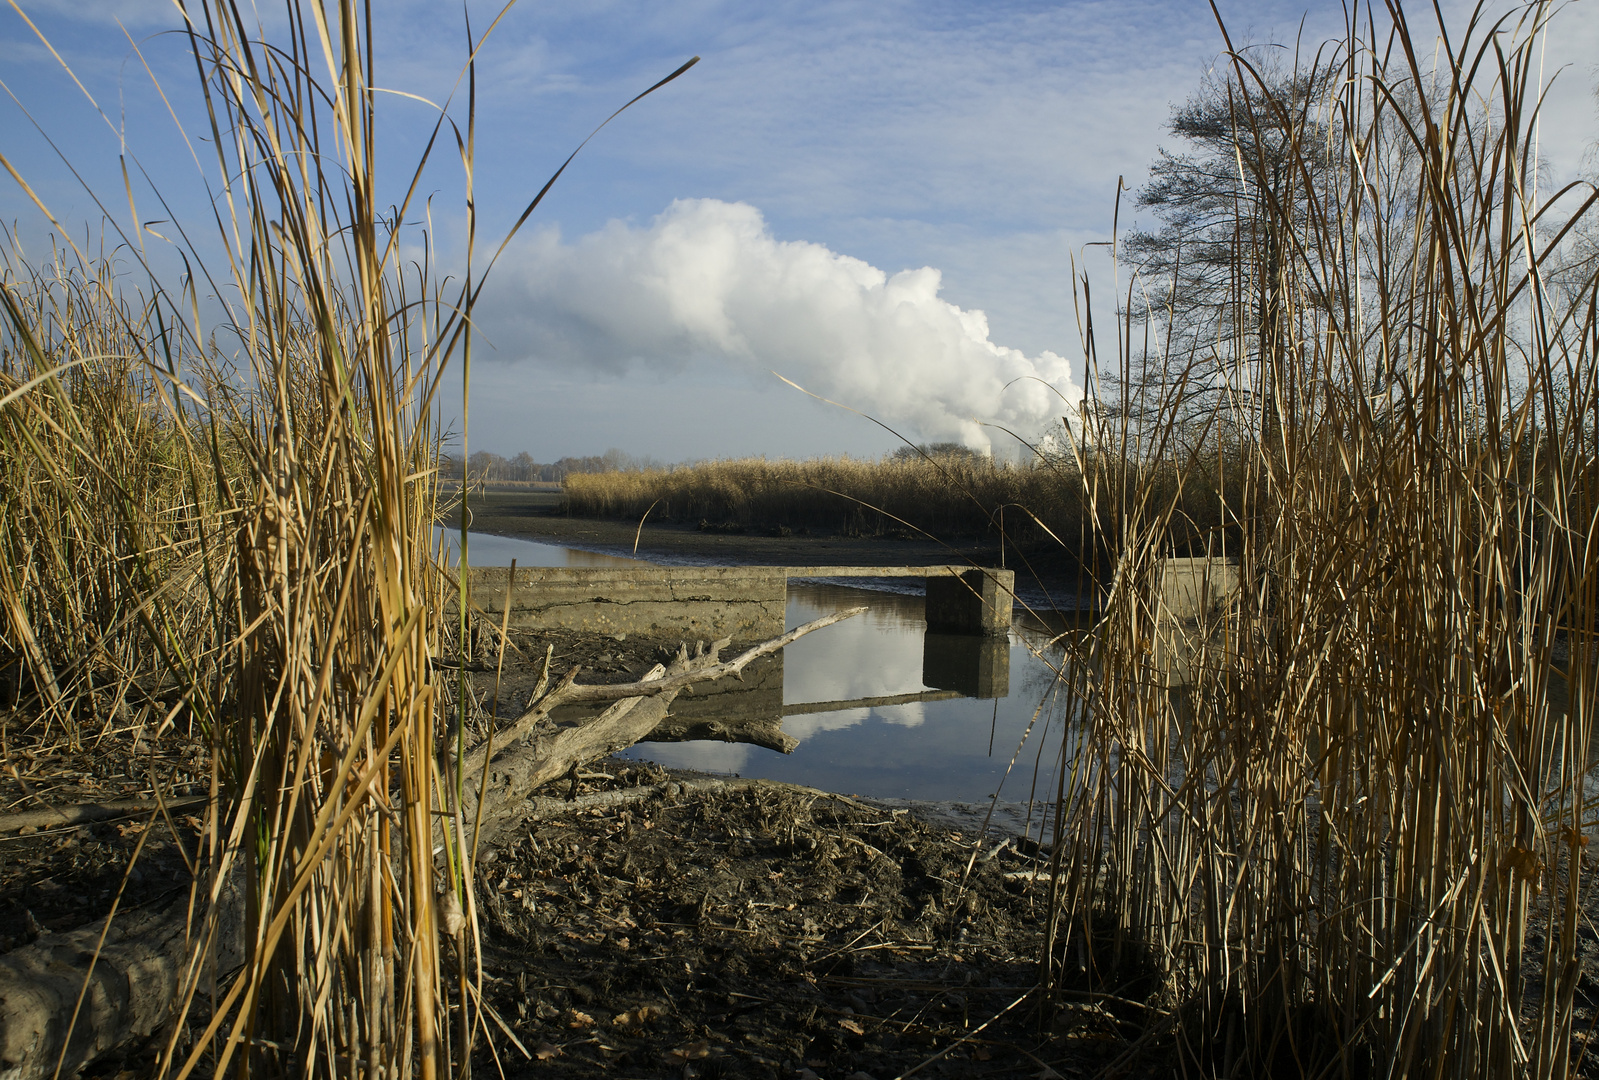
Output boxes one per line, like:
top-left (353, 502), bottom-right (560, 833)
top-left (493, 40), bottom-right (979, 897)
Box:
top-left (925, 568), bottom-right (1015, 637)
top-left (465, 564), bottom-right (1016, 642)
top-left (464, 566), bottom-right (786, 640)
top-left (1153, 557), bottom-right (1241, 686)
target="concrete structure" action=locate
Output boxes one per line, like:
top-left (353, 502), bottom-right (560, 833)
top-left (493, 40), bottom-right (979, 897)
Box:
top-left (465, 565), bottom-right (786, 639)
top-left (1153, 557), bottom-right (1241, 687)
top-left (924, 568), bottom-right (1015, 637)
top-left (462, 563), bottom-right (1015, 641)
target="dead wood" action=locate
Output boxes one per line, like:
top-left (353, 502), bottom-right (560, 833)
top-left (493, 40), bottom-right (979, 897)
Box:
top-left (642, 714), bottom-right (797, 754)
top-left (0, 878), bottom-right (242, 1080)
top-left (0, 796), bottom-right (208, 836)
top-left (458, 606), bottom-right (863, 845)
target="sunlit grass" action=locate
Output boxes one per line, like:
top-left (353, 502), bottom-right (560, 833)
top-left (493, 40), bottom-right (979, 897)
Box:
top-left (1042, 3), bottom-right (1599, 1076)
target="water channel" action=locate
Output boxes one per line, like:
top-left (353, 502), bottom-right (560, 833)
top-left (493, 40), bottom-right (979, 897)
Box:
top-left (439, 530), bottom-right (1074, 808)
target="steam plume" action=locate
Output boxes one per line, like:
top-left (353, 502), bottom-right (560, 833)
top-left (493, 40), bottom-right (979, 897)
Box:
top-left (488, 198), bottom-right (1082, 454)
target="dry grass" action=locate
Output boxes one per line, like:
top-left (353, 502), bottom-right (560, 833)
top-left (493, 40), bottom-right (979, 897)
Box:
top-left (565, 453), bottom-right (1169, 549)
top-left (1, 4), bottom-right (687, 1078)
top-left (1042, 3), bottom-right (1599, 1076)
top-left (0, 246), bottom-right (228, 743)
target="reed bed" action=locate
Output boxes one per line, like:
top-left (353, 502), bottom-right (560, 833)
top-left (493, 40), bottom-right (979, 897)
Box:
top-left (0, 245), bottom-right (227, 742)
top-left (6, 3), bottom-right (516, 1077)
top-left (564, 452), bottom-right (1239, 551)
top-left (1043, 3), bottom-right (1599, 1076)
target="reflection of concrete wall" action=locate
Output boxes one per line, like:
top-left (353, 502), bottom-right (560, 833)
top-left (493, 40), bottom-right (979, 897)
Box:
top-left (925, 568), bottom-right (1014, 637)
top-left (464, 566), bottom-right (785, 640)
top-left (922, 632), bottom-right (1011, 699)
top-left (653, 652), bottom-right (788, 750)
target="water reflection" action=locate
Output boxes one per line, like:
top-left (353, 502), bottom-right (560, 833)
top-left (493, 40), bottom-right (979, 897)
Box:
top-left (433, 527), bottom-right (641, 568)
top-left (439, 530), bottom-right (1074, 804)
top-left (628, 582), bottom-right (1072, 804)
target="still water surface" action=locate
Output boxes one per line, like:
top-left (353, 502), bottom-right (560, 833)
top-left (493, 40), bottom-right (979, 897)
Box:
top-left (441, 530), bottom-right (1073, 805)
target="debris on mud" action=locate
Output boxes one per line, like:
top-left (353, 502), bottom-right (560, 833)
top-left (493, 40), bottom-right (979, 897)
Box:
top-left (472, 762), bottom-right (1108, 1080)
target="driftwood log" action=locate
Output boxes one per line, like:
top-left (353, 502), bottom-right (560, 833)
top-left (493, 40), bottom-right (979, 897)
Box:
top-left (0, 607), bottom-right (863, 1080)
top-left (456, 607), bottom-right (864, 844)
top-left (0, 876), bottom-right (243, 1080)
top-left (0, 796), bottom-right (208, 837)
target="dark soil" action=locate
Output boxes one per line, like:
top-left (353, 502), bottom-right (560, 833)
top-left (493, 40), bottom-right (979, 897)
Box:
top-left (472, 763), bottom-right (1105, 1080)
top-left (0, 721), bottom-right (207, 954)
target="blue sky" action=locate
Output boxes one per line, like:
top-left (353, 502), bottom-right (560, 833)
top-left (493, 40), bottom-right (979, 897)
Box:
top-left (4, 1), bottom-right (1597, 462)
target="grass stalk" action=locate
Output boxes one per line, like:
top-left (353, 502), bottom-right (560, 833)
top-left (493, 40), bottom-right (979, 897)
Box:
top-left (1042, 4), bottom-right (1599, 1075)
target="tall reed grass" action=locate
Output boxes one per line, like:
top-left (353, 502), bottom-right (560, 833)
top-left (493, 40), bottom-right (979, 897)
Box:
top-left (1043, 3), bottom-right (1599, 1076)
top-left (0, 244), bottom-right (227, 742)
top-left (1, 4), bottom-right (687, 1077)
top-left (564, 452), bottom-right (1240, 554)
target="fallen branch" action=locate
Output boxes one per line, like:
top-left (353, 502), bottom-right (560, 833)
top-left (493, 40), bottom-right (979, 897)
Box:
top-left (643, 714), bottom-right (797, 754)
top-left (460, 607), bottom-right (864, 844)
top-left (0, 796), bottom-right (208, 836)
top-left (551, 606), bottom-right (865, 704)
top-left (0, 877), bottom-right (243, 1080)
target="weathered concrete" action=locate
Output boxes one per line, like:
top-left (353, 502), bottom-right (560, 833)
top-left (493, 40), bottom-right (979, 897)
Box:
top-left (1157, 557), bottom-right (1240, 621)
top-left (463, 564), bottom-right (1017, 642)
top-left (924, 568), bottom-right (1015, 637)
top-left (922, 631), bottom-right (1011, 698)
top-left (1153, 557), bottom-right (1241, 687)
top-left (465, 566), bottom-right (786, 640)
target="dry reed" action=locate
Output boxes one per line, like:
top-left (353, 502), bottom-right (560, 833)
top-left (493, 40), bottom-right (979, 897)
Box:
top-left (562, 453), bottom-right (1109, 544)
top-left (1043, 3), bottom-right (1599, 1077)
top-left (1, 3), bottom-right (688, 1077)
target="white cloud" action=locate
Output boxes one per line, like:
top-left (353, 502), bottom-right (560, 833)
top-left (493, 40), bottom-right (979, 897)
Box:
top-left (482, 198), bottom-right (1086, 453)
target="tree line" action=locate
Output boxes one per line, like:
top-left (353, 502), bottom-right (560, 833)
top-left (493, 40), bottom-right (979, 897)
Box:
top-left (440, 447), bottom-right (668, 482)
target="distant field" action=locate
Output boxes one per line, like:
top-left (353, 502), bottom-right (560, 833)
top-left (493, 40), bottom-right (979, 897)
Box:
top-left (558, 454), bottom-right (1240, 556)
top-left (562, 455), bottom-right (1098, 543)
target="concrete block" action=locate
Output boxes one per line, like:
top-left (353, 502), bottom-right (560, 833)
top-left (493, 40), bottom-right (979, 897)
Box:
top-left (463, 566), bottom-right (786, 640)
top-left (1157, 557), bottom-right (1239, 622)
top-left (1153, 557), bottom-right (1241, 687)
top-left (925, 568), bottom-right (1014, 637)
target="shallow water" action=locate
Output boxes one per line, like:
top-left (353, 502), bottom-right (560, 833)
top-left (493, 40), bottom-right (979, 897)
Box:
top-left (436, 527), bottom-right (643, 568)
top-left (445, 530), bottom-right (1074, 806)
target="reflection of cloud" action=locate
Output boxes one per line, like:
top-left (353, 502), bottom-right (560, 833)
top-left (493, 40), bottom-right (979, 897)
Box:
top-left (623, 742), bottom-right (753, 775)
top-left (782, 701), bottom-right (926, 743)
top-left (782, 708), bottom-right (871, 742)
top-left (881, 703), bottom-right (926, 729)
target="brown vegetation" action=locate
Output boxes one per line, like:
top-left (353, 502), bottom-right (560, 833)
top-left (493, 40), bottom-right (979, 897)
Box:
top-left (1040, 5), bottom-right (1599, 1076)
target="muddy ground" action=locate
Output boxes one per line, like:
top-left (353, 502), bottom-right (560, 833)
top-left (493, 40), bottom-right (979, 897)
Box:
top-left (472, 763), bottom-right (1104, 1080)
top-left (7, 620), bottom-right (1599, 1078)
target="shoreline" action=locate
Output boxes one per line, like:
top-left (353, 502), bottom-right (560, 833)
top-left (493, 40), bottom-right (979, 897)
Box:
top-left (446, 491), bottom-right (1097, 610)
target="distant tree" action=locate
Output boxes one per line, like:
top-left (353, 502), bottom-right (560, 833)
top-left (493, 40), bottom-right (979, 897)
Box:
top-left (468, 450), bottom-right (508, 481)
top-left (1122, 52), bottom-right (1341, 442)
top-left (889, 442), bottom-right (984, 465)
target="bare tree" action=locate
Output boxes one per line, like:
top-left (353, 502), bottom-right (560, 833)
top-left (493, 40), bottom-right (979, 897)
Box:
top-left (1121, 50), bottom-right (1341, 444)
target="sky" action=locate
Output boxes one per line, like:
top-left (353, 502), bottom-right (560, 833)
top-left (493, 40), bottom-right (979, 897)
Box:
top-left (4, 1), bottom-right (1598, 463)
